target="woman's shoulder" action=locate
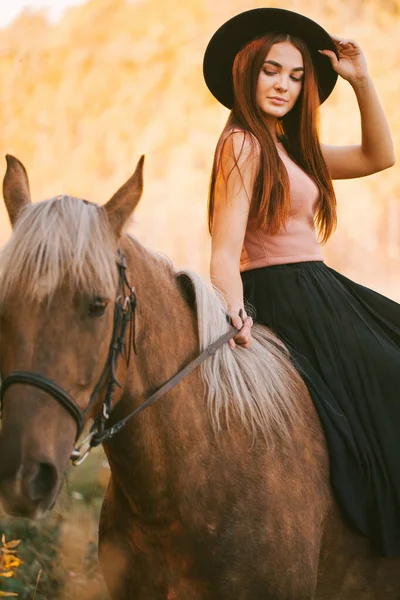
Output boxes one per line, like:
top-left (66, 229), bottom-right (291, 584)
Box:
top-left (220, 127), bottom-right (261, 162)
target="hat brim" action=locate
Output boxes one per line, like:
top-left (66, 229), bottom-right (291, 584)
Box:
top-left (203, 8), bottom-right (339, 109)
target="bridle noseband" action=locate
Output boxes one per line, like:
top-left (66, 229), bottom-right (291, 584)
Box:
top-left (1, 372), bottom-right (88, 437)
top-left (0, 251), bottom-right (241, 466)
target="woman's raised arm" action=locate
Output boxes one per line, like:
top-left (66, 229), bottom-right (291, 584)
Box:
top-left (320, 36), bottom-right (395, 179)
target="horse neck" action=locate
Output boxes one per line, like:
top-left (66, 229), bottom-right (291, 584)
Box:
top-left (104, 237), bottom-right (205, 513)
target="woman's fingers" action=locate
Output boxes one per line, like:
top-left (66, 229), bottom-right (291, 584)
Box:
top-left (228, 311), bottom-right (253, 349)
top-left (229, 311), bottom-right (243, 348)
top-left (331, 35), bottom-right (359, 48)
top-left (231, 314), bottom-right (244, 329)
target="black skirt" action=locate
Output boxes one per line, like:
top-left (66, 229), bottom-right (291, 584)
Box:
top-left (241, 260), bottom-right (400, 556)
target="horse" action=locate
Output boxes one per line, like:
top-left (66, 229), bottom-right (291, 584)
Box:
top-left (0, 155), bottom-right (399, 599)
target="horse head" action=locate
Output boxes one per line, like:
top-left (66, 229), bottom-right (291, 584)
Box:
top-left (0, 154), bottom-right (144, 518)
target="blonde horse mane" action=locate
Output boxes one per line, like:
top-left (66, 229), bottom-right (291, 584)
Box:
top-left (176, 270), bottom-right (304, 443)
top-left (0, 196), bottom-right (118, 303)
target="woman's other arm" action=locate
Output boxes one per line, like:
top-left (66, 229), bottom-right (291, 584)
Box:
top-left (320, 37), bottom-right (395, 179)
top-left (210, 131), bottom-right (258, 348)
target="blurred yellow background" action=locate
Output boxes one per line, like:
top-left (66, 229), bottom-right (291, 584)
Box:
top-left (0, 0), bottom-right (399, 298)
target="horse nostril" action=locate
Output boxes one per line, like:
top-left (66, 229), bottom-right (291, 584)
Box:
top-left (29, 463), bottom-right (58, 501)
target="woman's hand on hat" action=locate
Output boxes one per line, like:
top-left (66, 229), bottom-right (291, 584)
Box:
top-left (318, 36), bottom-right (369, 84)
top-left (229, 309), bottom-right (253, 350)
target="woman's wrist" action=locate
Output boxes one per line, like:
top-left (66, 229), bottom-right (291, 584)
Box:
top-left (349, 73), bottom-right (372, 90)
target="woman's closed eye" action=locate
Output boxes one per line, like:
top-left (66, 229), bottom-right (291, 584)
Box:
top-left (263, 69), bottom-right (302, 82)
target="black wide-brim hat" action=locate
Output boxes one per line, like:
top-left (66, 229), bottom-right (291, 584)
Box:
top-left (203, 8), bottom-right (339, 109)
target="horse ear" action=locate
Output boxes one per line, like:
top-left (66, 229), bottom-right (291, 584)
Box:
top-left (3, 155), bottom-right (32, 227)
top-left (104, 155), bottom-right (145, 237)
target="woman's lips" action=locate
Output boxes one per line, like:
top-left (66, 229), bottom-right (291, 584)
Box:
top-left (268, 97), bottom-right (286, 105)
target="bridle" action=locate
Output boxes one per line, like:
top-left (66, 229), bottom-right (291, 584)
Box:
top-left (0, 251), bottom-right (240, 466)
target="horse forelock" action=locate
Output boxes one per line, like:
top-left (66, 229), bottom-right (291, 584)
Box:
top-left (0, 195), bottom-right (118, 303)
top-left (176, 269), bottom-right (304, 444)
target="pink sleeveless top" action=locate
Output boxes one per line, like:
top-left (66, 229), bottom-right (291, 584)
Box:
top-left (240, 144), bottom-right (322, 272)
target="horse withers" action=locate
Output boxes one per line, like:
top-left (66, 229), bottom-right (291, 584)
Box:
top-left (0, 155), bottom-right (398, 599)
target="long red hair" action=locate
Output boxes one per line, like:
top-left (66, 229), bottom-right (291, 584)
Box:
top-left (208, 32), bottom-right (336, 243)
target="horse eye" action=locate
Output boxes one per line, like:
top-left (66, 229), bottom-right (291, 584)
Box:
top-left (88, 298), bottom-right (108, 317)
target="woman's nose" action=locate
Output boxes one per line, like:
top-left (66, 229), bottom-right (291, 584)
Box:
top-left (275, 76), bottom-right (289, 92)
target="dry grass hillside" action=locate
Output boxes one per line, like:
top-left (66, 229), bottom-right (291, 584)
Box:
top-left (0, 0), bottom-right (399, 296)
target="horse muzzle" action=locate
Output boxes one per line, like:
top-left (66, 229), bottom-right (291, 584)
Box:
top-left (0, 436), bottom-right (61, 519)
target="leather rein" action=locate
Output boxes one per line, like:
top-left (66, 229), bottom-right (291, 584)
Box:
top-left (0, 252), bottom-right (240, 466)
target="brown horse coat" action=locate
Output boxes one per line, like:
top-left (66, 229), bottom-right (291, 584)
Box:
top-left (0, 155), bottom-right (399, 599)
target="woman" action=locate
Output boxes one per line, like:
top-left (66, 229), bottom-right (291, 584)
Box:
top-left (203, 8), bottom-right (399, 555)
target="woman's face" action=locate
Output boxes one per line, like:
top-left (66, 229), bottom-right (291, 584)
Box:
top-left (256, 41), bottom-right (304, 119)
